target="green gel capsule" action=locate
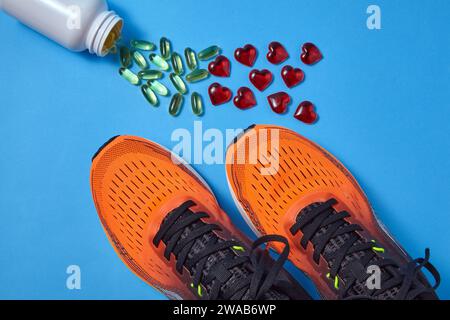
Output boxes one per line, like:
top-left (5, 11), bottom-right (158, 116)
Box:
top-left (198, 45), bottom-right (220, 61)
top-left (171, 52), bottom-right (184, 75)
top-left (184, 48), bottom-right (198, 71)
top-left (191, 92), bottom-right (204, 116)
top-left (186, 69), bottom-right (210, 83)
top-left (141, 84), bottom-right (159, 107)
top-left (120, 46), bottom-right (132, 68)
top-left (132, 51), bottom-right (148, 69)
top-left (169, 73), bottom-right (188, 95)
top-left (149, 80), bottom-right (170, 96)
top-left (138, 70), bottom-right (163, 80)
top-left (119, 68), bottom-right (140, 85)
top-left (149, 53), bottom-right (170, 71)
top-left (169, 93), bottom-right (184, 117)
top-left (160, 37), bottom-right (172, 60)
top-left (131, 40), bottom-right (156, 51)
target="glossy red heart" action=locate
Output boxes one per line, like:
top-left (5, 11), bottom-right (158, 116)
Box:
top-left (233, 87), bottom-right (256, 109)
top-left (267, 92), bottom-right (291, 114)
top-left (249, 69), bottom-right (273, 91)
top-left (267, 41), bottom-right (289, 64)
top-left (208, 55), bottom-right (231, 77)
top-left (294, 101), bottom-right (318, 124)
top-left (234, 44), bottom-right (257, 67)
top-left (301, 43), bottom-right (323, 65)
top-left (281, 65), bottom-right (305, 88)
top-left (209, 83), bottom-right (232, 106)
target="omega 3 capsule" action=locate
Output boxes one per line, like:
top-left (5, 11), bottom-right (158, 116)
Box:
top-left (131, 40), bottom-right (156, 51)
top-left (184, 48), bottom-right (198, 71)
top-left (160, 37), bottom-right (172, 60)
top-left (186, 69), bottom-right (209, 83)
top-left (149, 53), bottom-right (170, 71)
top-left (149, 80), bottom-right (170, 96)
top-left (132, 51), bottom-right (148, 69)
top-left (198, 46), bottom-right (220, 61)
top-left (138, 70), bottom-right (163, 81)
top-left (141, 84), bottom-right (159, 106)
top-left (169, 73), bottom-right (188, 95)
top-left (169, 93), bottom-right (184, 117)
top-left (171, 52), bottom-right (184, 75)
top-left (119, 68), bottom-right (140, 85)
top-left (191, 92), bottom-right (204, 116)
top-left (120, 46), bottom-right (132, 68)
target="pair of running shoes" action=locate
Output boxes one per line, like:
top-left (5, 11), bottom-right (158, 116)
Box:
top-left (90, 125), bottom-right (440, 300)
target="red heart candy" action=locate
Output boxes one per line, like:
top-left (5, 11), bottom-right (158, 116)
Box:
top-left (267, 92), bottom-right (291, 114)
top-left (209, 83), bottom-right (232, 106)
top-left (267, 41), bottom-right (289, 64)
top-left (235, 44), bottom-right (257, 67)
top-left (208, 55), bottom-right (231, 77)
top-left (301, 43), bottom-right (323, 65)
top-left (294, 101), bottom-right (318, 124)
top-left (233, 87), bottom-right (256, 109)
top-left (249, 69), bottom-right (273, 91)
top-left (281, 65), bottom-right (305, 88)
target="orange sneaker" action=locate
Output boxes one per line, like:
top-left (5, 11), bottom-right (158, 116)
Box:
top-left (90, 135), bottom-right (311, 300)
top-left (226, 125), bottom-right (439, 300)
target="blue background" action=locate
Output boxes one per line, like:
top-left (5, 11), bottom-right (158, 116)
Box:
top-left (0, 0), bottom-right (449, 299)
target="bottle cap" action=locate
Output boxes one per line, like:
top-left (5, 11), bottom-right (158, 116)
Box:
top-left (86, 10), bottom-right (122, 57)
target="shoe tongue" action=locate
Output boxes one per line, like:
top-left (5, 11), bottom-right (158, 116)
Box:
top-left (299, 203), bottom-right (402, 299)
top-left (164, 210), bottom-right (289, 300)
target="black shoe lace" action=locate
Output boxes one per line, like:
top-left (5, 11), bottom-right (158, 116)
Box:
top-left (290, 198), bottom-right (440, 300)
top-left (153, 200), bottom-right (291, 300)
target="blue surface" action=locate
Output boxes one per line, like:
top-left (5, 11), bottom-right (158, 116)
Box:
top-left (0, 0), bottom-right (449, 300)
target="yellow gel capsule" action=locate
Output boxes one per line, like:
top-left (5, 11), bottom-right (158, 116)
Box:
top-left (169, 73), bottom-right (188, 95)
top-left (120, 46), bottom-right (132, 68)
top-left (119, 68), bottom-right (140, 85)
top-left (184, 47), bottom-right (198, 71)
top-left (160, 37), bottom-right (172, 60)
top-left (131, 40), bottom-right (156, 51)
top-left (191, 92), bottom-right (204, 116)
top-left (141, 84), bottom-right (159, 107)
top-left (186, 69), bottom-right (209, 83)
top-left (132, 51), bottom-right (148, 69)
top-left (169, 93), bottom-right (184, 117)
top-left (171, 52), bottom-right (184, 75)
top-left (198, 45), bottom-right (220, 61)
top-left (138, 70), bottom-right (163, 81)
top-left (149, 80), bottom-right (170, 96)
top-left (149, 53), bottom-right (170, 71)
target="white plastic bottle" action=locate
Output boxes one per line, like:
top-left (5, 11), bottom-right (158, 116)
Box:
top-left (0, 0), bottom-right (123, 56)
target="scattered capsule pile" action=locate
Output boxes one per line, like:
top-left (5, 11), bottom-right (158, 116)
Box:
top-left (117, 38), bottom-right (323, 124)
top-left (118, 38), bottom-right (217, 117)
